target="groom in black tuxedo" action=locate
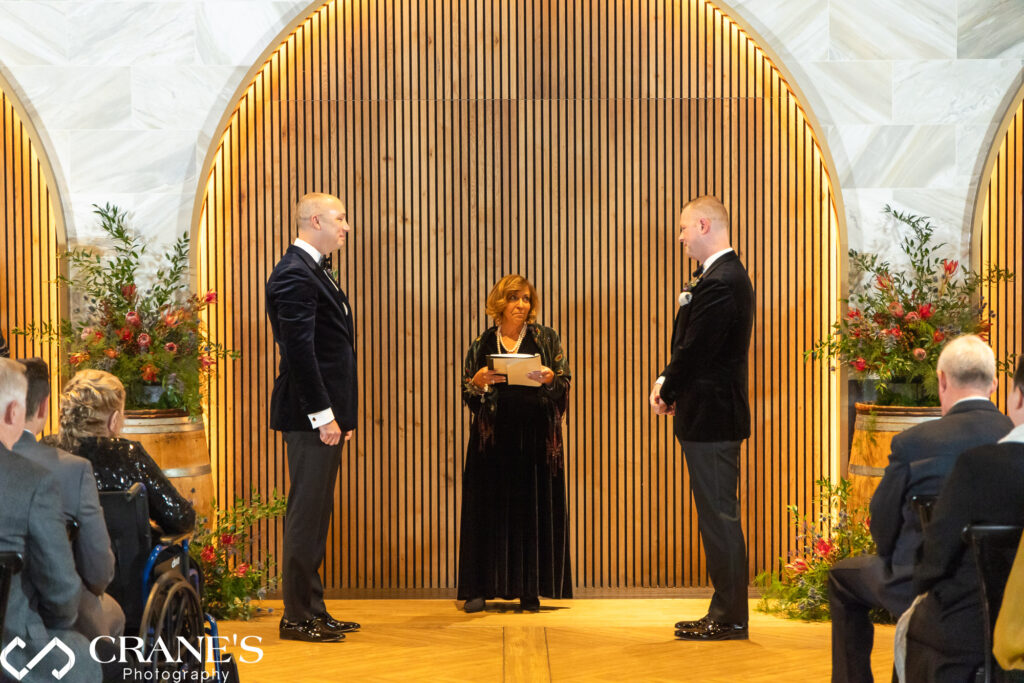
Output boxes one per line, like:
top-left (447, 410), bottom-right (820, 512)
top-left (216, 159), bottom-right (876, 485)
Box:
top-left (267, 192), bottom-right (360, 643)
top-left (650, 195), bottom-right (754, 641)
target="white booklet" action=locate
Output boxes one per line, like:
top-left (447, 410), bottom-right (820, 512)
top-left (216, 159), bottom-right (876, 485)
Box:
top-left (487, 353), bottom-right (543, 387)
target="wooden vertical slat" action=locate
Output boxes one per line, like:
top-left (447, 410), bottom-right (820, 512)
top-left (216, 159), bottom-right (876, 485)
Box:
top-left (195, 0), bottom-right (842, 594)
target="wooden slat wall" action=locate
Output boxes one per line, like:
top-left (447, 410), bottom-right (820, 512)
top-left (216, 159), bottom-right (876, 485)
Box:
top-left (0, 80), bottom-right (64, 428)
top-left (978, 91), bottom-right (1023, 410)
top-left (197, 0), bottom-right (841, 593)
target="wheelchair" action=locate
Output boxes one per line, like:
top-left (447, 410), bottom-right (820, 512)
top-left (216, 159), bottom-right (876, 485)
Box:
top-left (99, 483), bottom-right (239, 681)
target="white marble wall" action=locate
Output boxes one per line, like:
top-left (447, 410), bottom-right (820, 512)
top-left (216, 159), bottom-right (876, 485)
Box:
top-left (1, 0), bottom-right (1022, 269)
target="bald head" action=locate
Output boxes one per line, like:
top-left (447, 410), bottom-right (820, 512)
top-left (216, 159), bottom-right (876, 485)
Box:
top-left (936, 334), bottom-right (998, 414)
top-left (295, 192), bottom-right (351, 255)
top-left (677, 195), bottom-right (732, 263)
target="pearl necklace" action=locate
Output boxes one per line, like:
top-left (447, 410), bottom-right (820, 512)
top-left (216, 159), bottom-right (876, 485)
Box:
top-left (497, 323), bottom-right (528, 354)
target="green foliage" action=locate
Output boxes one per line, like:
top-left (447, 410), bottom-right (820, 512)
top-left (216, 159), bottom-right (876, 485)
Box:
top-left (13, 204), bottom-right (239, 416)
top-left (755, 478), bottom-right (888, 622)
top-left (806, 206), bottom-right (1013, 406)
top-left (189, 490), bottom-right (287, 621)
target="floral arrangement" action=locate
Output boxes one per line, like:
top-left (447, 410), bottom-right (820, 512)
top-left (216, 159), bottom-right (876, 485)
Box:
top-left (190, 491), bottom-right (287, 620)
top-left (755, 478), bottom-right (884, 622)
top-left (16, 204), bottom-right (238, 416)
top-left (807, 206), bottom-right (1013, 406)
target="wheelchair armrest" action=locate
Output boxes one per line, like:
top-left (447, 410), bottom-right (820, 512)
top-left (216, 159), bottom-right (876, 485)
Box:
top-left (157, 531), bottom-right (194, 547)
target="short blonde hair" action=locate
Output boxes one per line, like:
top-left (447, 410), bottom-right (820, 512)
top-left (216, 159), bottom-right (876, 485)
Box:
top-left (485, 274), bottom-right (539, 325)
top-left (57, 369), bottom-right (126, 450)
top-left (683, 195), bottom-right (730, 232)
top-left (0, 358), bottom-right (27, 415)
top-left (295, 192), bottom-right (342, 230)
top-left (936, 334), bottom-right (996, 390)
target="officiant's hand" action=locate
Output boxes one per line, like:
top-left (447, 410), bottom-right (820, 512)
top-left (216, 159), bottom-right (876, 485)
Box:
top-left (649, 381), bottom-right (675, 416)
top-left (526, 366), bottom-right (554, 385)
top-left (472, 367), bottom-right (507, 389)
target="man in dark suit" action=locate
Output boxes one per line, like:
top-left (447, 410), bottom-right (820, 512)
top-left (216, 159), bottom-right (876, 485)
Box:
top-left (12, 357), bottom-right (124, 640)
top-left (906, 357), bottom-right (1024, 681)
top-left (0, 358), bottom-right (100, 682)
top-left (650, 195), bottom-right (755, 641)
top-left (828, 334), bottom-right (1011, 682)
top-left (267, 192), bottom-right (359, 643)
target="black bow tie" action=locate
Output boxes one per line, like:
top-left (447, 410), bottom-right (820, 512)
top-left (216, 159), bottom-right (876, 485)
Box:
top-left (693, 264), bottom-right (705, 278)
top-left (319, 253), bottom-right (334, 272)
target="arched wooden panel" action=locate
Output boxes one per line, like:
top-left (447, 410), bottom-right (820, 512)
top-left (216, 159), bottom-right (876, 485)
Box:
top-left (977, 83), bottom-right (1024, 410)
top-left (196, 0), bottom-right (841, 593)
top-left (0, 73), bottom-right (65, 427)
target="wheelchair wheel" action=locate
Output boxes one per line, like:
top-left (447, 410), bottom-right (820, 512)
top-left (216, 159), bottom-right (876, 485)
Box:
top-left (139, 572), bottom-right (206, 675)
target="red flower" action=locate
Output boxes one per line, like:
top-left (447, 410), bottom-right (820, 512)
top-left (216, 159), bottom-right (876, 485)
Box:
top-left (913, 348), bottom-right (927, 361)
top-left (846, 309), bottom-right (862, 319)
top-left (162, 310), bottom-right (181, 327)
top-left (933, 330), bottom-right (945, 343)
top-left (126, 310), bottom-right (142, 327)
top-left (201, 546), bottom-right (216, 563)
top-left (94, 330), bottom-right (104, 342)
top-left (786, 558), bottom-right (809, 574)
top-left (200, 355), bottom-right (216, 369)
top-left (140, 364), bottom-right (159, 382)
top-left (220, 534), bottom-right (235, 547)
top-left (117, 327), bottom-right (133, 342)
top-left (889, 327), bottom-right (903, 339)
top-left (942, 259), bottom-right (958, 276)
top-left (903, 311), bottom-right (920, 324)
top-left (888, 301), bottom-right (904, 318)
top-left (852, 358), bottom-right (868, 372)
top-left (137, 333), bottom-right (152, 348)
top-left (234, 563), bottom-right (249, 577)
top-left (875, 274), bottom-right (893, 291)
top-left (917, 303), bottom-right (934, 320)
top-left (69, 351), bottom-right (89, 365)
top-left (873, 313), bottom-right (887, 326)
top-left (164, 342), bottom-right (177, 354)
top-left (814, 537), bottom-right (835, 558)
top-left (104, 348), bottom-right (118, 359)
top-left (121, 283), bottom-right (137, 301)
top-left (204, 291), bottom-right (218, 304)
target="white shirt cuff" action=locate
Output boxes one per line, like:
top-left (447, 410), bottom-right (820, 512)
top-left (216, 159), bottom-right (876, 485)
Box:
top-left (308, 407), bottom-right (335, 429)
top-left (655, 376), bottom-right (665, 385)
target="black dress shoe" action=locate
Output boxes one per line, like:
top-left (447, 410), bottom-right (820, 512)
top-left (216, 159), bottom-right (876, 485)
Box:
top-left (520, 596), bottom-right (540, 612)
top-left (316, 613), bottom-right (360, 633)
top-left (463, 598), bottom-right (485, 613)
top-left (675, 619), bottom-right (748, 641)
top-left (674, 615), bottom-right (711, 630)
top-left (279, 617), bottom-right (345, 642)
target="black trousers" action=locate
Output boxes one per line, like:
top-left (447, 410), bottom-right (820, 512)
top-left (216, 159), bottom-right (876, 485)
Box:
top-left (282, 430), bottom-right (343, 622)
top-left (828, 554), bottom-right (913, 683)
top-left (679, 439), bottom-right (748, 625)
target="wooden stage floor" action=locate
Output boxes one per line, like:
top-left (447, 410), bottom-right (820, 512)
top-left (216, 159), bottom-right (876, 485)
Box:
top-left (214, 598), bottom-right (894, 682)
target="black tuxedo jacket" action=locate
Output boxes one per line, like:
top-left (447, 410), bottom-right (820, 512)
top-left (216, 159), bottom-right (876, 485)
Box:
top-left (660, 251), bottom-right (754, 442)
top-left (870, 400), bottom-right (1012, 583)
top-left (266, 245), bottom-right (357, 432)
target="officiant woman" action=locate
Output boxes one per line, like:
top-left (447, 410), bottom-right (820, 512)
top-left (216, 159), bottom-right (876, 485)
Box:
top-left (457, 274), bottom-right (573, 612)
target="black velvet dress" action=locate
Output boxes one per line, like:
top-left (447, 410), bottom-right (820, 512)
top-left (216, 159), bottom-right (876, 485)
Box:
top-left (71, 436), bottom-right (196, 535)
top-left (457, 326), bottom-right (573, 601)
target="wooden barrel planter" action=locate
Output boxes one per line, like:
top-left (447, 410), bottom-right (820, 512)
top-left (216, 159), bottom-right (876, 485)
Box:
top-left (848, 402), bottom-right (941, 512)
top-left (122, 409), bottom-right (214, 521)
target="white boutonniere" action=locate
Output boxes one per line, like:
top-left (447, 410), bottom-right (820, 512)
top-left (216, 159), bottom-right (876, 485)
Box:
top-left (678, 291), bottom-right (693, 307)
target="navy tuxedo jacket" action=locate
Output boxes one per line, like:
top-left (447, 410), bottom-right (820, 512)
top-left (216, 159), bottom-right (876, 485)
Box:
top-left (266, 245), bottom-right (357, 432)
top-left (659, 251), bottom-right (754, 442)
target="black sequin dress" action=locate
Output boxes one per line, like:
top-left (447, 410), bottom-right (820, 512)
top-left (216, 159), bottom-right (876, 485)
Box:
top-left (71, 436), bottom-right (196, 535)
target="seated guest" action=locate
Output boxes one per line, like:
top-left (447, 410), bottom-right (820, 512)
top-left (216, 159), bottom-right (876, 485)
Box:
top-left (0, 358), bottom-right (100, 683)
top-left (906, 357), bottom-right (1024, 681)
top-left (993, 532), bottom-right (1024, 671)
top-left (55, 369), bottom-right (195, 535)
top-left (12, 358), bottom-right (125, 639)
top-left (829, 335), bottom-right (1011, 682)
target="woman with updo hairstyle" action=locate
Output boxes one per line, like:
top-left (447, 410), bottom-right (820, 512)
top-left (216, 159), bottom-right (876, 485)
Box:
top-left (56, 369), bottom-right (195, 535)
top-left (457, 274), bottom-right (572, 612)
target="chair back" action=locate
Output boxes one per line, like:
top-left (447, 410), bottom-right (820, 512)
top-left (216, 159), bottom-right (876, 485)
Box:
top-left (910, 494), bottom-right (938, 528)
top-left (0, 552), bottom-right (23, 635)
top-left (964, 524), bottom-right (1024, 683)
top-left (99, 483), bottom-right (151, 631)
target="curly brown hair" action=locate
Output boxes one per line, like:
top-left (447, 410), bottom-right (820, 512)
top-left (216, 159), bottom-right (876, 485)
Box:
top-left (485, 274), bottom-right (538, 326)
top-left (57, 369), bottom-right (125, 450)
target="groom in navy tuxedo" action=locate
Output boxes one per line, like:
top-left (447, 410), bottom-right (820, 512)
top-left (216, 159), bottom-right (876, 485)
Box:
top-left (267, 192), bottom-right (360, 643)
